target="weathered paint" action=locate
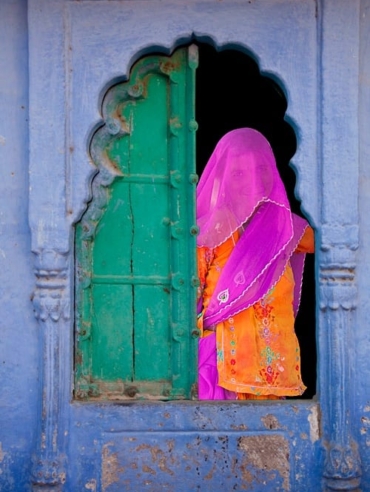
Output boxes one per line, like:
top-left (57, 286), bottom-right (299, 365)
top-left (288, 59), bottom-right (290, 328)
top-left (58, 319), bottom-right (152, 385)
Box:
top-left (75, 47), bottom-right (198, 401)
top-left (308, 406), bottom-right (320, 444)
top-left (67, 401), bottom-right (321, 491)
top-left (0, 0), bottom-right (39, 489)
top-left (2, 0), bottom-right (370, 490)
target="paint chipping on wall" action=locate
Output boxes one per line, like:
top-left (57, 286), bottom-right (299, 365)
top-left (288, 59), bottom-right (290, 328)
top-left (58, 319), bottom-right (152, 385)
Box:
top-left (102, 443), bottom-right (124, 491)
top-left (135, 442), bottom-right (175, 476)
top-left (230, 424), bottom-right (248, 430)
top-left (308, 406), bottom-right (320, 443)
top-left (85, 478), bottom-right (97, 491)
top-left (261, 414), bottom-right (280, 430)
top-left (238, 435), bottom-right (290, 490)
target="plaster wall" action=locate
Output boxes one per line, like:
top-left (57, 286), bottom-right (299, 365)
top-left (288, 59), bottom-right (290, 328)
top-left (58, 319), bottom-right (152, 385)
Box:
top-left (355, 0), bottom-right (370, 484)
top-left (0, 0), bottom-right (39, 489)
top-left (1, 0), bottom-right (370, 490)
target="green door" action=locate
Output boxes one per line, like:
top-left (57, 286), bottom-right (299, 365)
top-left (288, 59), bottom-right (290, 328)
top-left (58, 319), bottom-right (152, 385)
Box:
top-left (75, 46), bottom-right (198, 400)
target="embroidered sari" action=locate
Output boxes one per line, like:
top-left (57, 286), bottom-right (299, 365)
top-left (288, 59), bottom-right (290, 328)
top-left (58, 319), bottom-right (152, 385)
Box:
top-left (196, 129), bottom-right (314, 399)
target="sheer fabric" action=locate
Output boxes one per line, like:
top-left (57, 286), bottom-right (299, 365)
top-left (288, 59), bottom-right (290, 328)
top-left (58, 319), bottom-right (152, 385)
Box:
top-left (197, 129), bottom-right (308, 327)
top-left (196, 129), bottom-right (314, 399)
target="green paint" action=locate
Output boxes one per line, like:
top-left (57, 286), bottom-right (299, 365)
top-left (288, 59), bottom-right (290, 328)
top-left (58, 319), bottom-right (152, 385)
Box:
top-left (75, 47), bottom-right (198, 400)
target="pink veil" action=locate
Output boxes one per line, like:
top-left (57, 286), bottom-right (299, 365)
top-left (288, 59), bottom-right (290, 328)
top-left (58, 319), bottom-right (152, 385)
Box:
top-left (197, 128), bottom-right (309, 328)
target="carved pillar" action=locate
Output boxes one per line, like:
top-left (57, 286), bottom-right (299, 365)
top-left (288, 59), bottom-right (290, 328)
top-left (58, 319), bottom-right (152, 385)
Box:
top-left (31, 249), bottom-right (70, 491)
top-left (318, 0), bottom-right (361, 487)
top-left (320, 225), bottom-right (361, 491)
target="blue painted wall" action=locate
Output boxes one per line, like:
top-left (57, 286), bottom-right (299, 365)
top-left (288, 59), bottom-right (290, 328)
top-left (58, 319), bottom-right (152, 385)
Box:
top-left (356, 0), bottom-right (370, 484)
top-left (1, 1), bottom-right (370, 490)
top-left (0, 0), bottom-right (39, 489)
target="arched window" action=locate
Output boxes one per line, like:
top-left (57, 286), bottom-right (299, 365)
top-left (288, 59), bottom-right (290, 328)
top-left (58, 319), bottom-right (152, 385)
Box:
top-left (74, 44), bottom-right (316, 400)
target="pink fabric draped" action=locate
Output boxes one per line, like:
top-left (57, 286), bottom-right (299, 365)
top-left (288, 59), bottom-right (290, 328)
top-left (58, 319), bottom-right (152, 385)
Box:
top-left (197, 129), bottom-right (310, 399)
top-left (198, 334), bottom-right (236, 400)
top-left (196, 128), bottom-right (309, 328)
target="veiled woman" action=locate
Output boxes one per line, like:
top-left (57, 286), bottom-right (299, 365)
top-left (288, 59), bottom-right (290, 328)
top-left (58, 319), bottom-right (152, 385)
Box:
top-left (197, 128), bottom-right (314, 400)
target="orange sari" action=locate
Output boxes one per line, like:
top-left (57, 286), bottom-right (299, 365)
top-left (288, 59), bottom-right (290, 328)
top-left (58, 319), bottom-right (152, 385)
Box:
top-left (198, 226), bottom-right (314, 398)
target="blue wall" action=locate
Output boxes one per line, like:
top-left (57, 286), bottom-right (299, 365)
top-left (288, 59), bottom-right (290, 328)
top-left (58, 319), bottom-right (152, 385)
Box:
top-left (1, 1), bottom-right (370, 490)
top-left (356, 0), bottom-right (370, 484)
top-left (0, 0), bottom-right (39, 489)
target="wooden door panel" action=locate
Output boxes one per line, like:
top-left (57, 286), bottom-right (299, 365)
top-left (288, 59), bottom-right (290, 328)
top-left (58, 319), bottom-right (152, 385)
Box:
top-left (75, 47), bottom-right (198, 400)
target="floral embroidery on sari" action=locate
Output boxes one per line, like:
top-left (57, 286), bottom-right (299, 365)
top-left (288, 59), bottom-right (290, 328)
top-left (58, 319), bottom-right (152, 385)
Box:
top-left (196, 129), bottom-right (314, 399)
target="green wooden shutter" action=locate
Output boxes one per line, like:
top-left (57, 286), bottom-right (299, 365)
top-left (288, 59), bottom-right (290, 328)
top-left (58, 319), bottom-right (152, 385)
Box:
top-left (75, 46), bottom-right (198, 400)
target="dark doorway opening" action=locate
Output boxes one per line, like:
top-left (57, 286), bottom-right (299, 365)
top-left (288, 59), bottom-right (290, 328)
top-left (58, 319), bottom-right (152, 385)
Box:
top-left (195, 43), bottom-right (316, 398)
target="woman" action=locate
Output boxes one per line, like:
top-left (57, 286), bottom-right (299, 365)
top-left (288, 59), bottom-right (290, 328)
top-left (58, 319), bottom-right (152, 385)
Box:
top-left (197, 128), bottom-right (314, 400)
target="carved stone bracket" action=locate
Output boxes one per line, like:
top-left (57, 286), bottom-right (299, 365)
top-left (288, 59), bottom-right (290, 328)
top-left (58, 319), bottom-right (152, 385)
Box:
top-left (31, 249), bottom-right (69, 491)
top-left (32, 250), bottom-right (70, 321)
top-left (32, 456), bottom-right (66, 491)
top-left (319, 224), bottom-right (358, 311)
top-left (320, 224), bottom-right (362, 490)
top-left (324, 442), bottom-right (361, 491)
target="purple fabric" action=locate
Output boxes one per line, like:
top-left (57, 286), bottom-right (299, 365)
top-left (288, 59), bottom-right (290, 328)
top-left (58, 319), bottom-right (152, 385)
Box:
top-left (198, 334), bottom-right (236, 400)
top-left (197, 128), bottom-right (290, 248)
top-left (196, 128), bottom-right (309, 327)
